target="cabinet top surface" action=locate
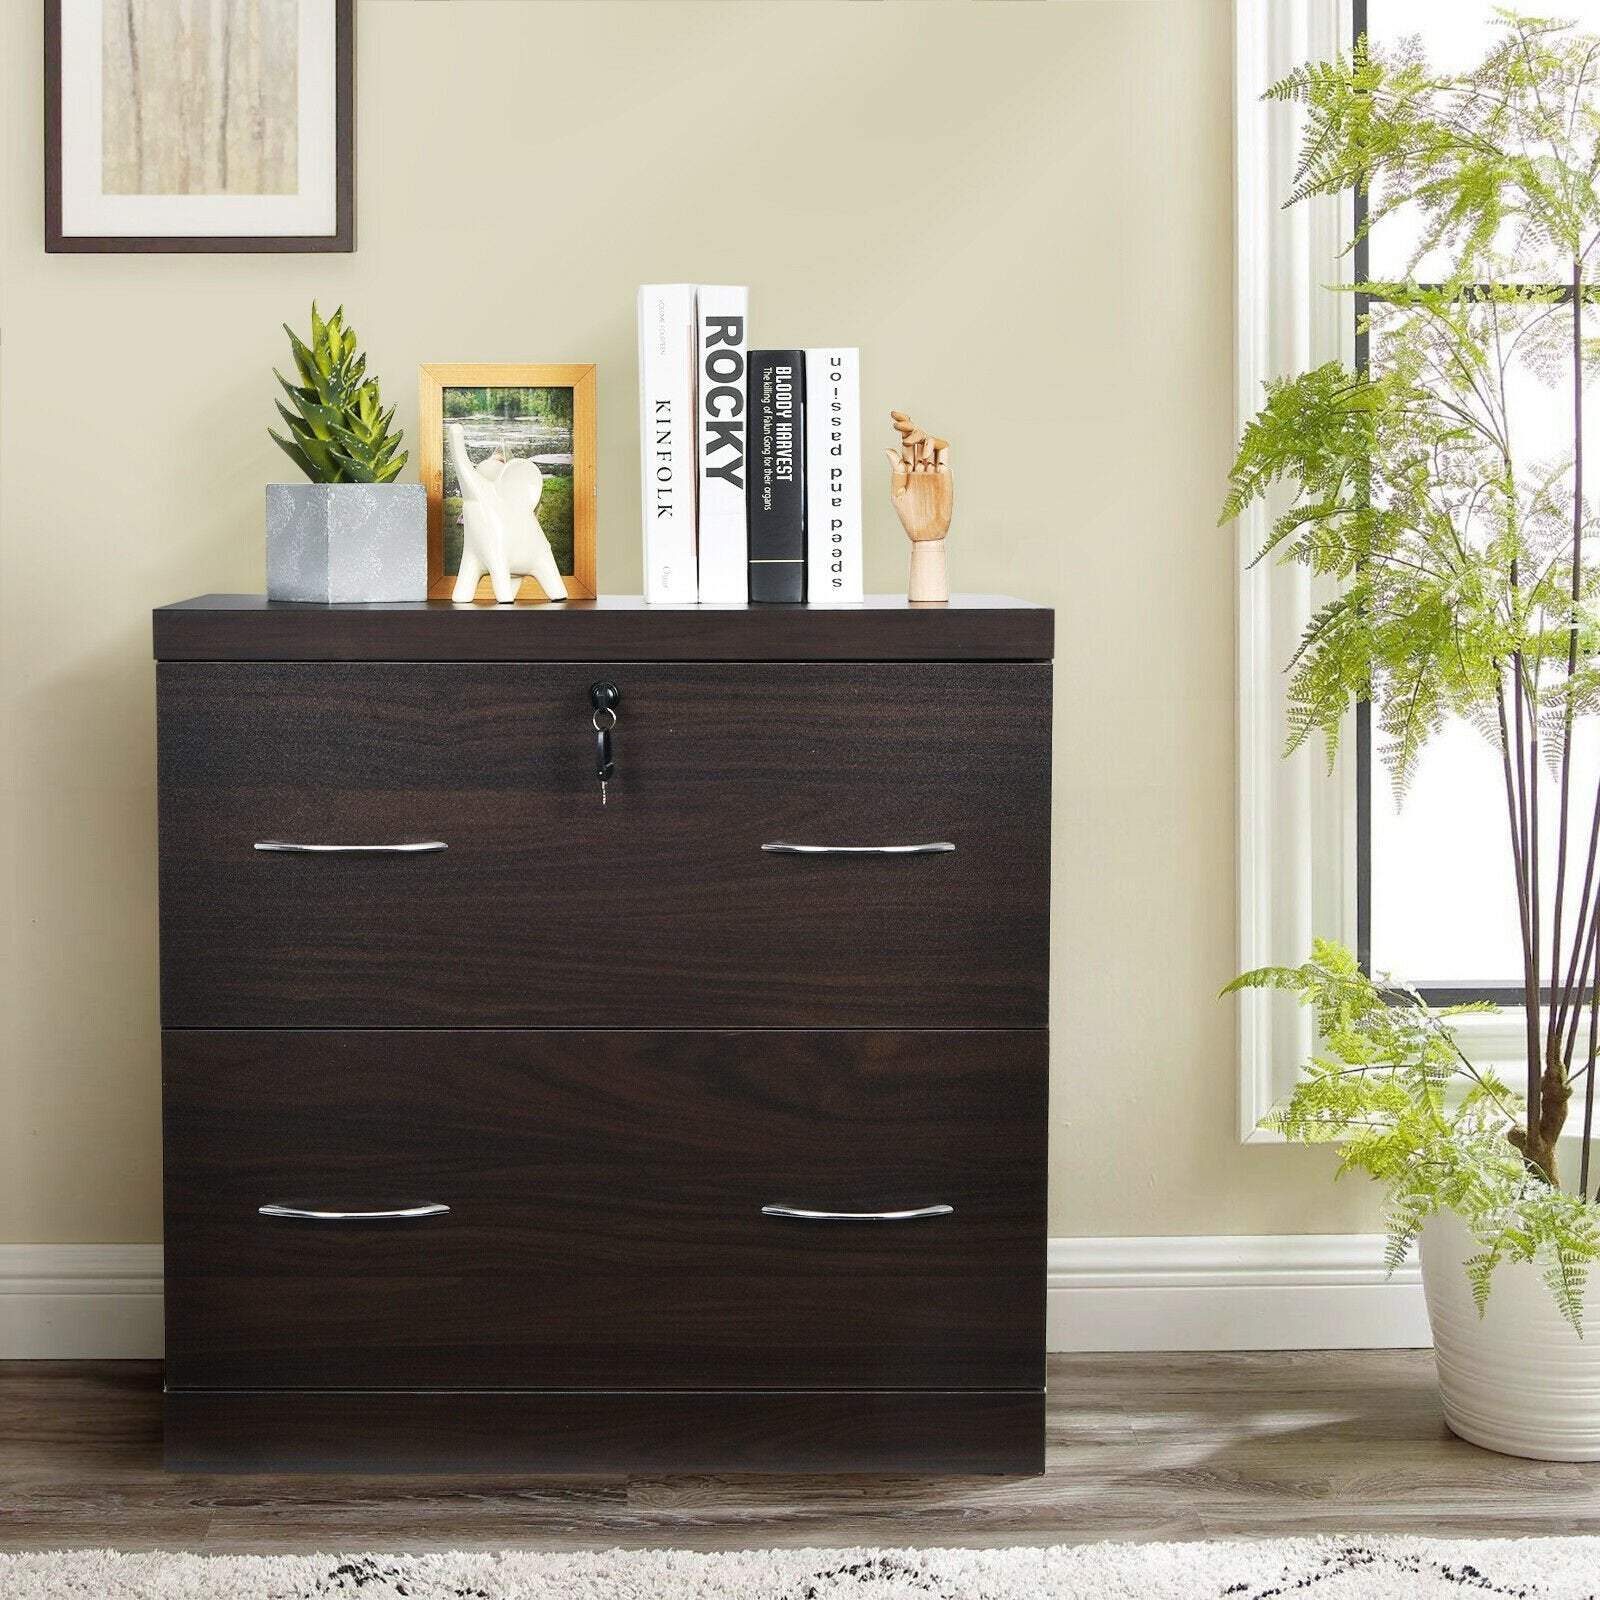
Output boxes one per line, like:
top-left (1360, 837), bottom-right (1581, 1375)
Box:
top-left (153, 594), bottom-right (1054, 663)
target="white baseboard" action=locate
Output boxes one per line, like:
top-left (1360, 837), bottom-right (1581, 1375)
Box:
top-left (0, 1245), bottom-right (164, 1358)
top-left (1048, 1233), bottom-right (1430, 1352)
top-left (0, 1236), bottom-right (1429, 1360)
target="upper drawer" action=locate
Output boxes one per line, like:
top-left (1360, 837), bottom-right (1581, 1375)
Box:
top-left (157, 662), bottom-right (1051, 1028)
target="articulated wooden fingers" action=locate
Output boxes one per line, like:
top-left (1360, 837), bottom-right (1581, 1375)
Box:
top-left (890, 411), bottom-right (949, 472)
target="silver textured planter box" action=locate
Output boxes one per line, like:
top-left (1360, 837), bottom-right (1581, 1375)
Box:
top-left (266, 483), bottom-right (427, 604)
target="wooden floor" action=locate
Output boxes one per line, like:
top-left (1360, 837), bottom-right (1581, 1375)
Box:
top-left (3, 1354), bottom-right (1599, 1552)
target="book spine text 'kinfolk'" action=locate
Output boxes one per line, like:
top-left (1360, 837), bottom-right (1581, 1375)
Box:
top-left (747, 349), bottom-right (805, 603)
top-left (804, 348), bottom-right (863, 605)
top-left (638, 285), bottom-right (698, 604)
top-left (696, 286), bottom-right (750, 603)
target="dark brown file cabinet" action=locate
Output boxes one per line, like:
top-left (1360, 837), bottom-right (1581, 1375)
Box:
top-left (154, 595), bottom-right (1053, 1473)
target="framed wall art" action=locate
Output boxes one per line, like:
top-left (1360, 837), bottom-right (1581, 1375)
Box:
top-left (419, 364), bottom-right (598, 604)
top-left (45, 0), bottom-right (354, 253)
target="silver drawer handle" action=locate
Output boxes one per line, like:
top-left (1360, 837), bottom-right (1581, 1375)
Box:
top-left (258, 1203), bottom-right (451, 1221)
top-left (254, 840), bottom-right (448, 854)
top-left (760, 842), bottom-right (955, 856)
top-left (761, 1204), bottom-right (954, 1223)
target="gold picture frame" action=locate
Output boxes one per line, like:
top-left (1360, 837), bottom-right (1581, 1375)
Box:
top-left (419, 363), bottom-right (597, 603)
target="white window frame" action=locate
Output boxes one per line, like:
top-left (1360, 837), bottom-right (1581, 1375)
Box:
top-left (1233, 0), bottom-right (1531, 1143)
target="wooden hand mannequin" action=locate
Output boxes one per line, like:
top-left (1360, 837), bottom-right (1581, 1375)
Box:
top-left (885, 411), bottom-right (953, 604)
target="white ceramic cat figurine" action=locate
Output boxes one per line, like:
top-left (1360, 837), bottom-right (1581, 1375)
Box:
top-left (447, 422), bottom-right (568, 603)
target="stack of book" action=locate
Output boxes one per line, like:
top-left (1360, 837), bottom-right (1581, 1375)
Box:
top-left (637, 285), bottom-right (863, 605)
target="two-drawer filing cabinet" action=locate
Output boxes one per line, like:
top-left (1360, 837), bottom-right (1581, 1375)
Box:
top-left (153, 594), bottom-right (1053, 1473)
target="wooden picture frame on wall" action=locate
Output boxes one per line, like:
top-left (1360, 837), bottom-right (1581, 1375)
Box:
top-left (45, 0), bottom-right (354, 253)
top-left (419, 364), bottom-right (598, 604)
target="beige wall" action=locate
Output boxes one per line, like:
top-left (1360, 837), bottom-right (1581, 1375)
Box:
top-left (0, 0), bottom-right (1380, 1244)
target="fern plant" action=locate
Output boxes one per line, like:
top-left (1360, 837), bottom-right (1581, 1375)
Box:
top-left (1227, 944), bottom-right (1599, 1330)
top-left (270, 303), bottom-right (407, 485)
top-left (1224, 11), bottom-right (1600, 1320)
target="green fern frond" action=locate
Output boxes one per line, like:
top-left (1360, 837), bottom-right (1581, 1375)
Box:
top-left (1237, 940), bottom-right (1598, 1329)
top-left (1466, 1250), bottom-right (1502, 1315)
top-left (1223, 21), bottom-right (1600, 808)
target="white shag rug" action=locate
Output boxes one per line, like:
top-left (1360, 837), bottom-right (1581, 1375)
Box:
top-left (1, 1539), bottom-right (1598, 1599)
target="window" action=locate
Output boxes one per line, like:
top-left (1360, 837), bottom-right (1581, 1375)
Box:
top-left (1357, 1), bottom-right (1600, 1001)
top-left (1231, 0), bottom-right (1594, 1133)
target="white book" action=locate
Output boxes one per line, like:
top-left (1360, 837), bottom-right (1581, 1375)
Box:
top-left (804, 348), bottom-right (864, 605)
top-left (695, 285), bottom-right (750, 603)
top-left (637, 285), bottom-right (698, 604)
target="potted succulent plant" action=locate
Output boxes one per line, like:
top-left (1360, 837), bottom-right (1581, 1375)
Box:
top-left (1225, 13), bottom-right (1600, 1458)
top-left (266, 302), bottom-right (424, 603)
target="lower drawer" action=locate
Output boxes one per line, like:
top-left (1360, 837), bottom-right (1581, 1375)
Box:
top-left (162, 1029), bottom-right (1047, 1391)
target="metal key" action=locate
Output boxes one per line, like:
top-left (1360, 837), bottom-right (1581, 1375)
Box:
top-left (596, 724), bottom-right (613, 805)
top-left (591, 682), bottom-right (619, 806)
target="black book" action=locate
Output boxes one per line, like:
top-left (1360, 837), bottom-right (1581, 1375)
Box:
top-left (747, 349), bottom-right (806, 602)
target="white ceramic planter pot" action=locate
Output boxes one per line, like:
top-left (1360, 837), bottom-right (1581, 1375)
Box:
top-left (1421, 1207), bottom-right (1600, 1460)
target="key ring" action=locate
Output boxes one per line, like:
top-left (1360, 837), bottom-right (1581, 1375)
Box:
top-left (592, 706), bottom-right (617, 732)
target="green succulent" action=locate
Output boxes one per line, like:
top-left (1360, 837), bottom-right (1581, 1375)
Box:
top-left (270, 302), bottom-right (407, 485)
